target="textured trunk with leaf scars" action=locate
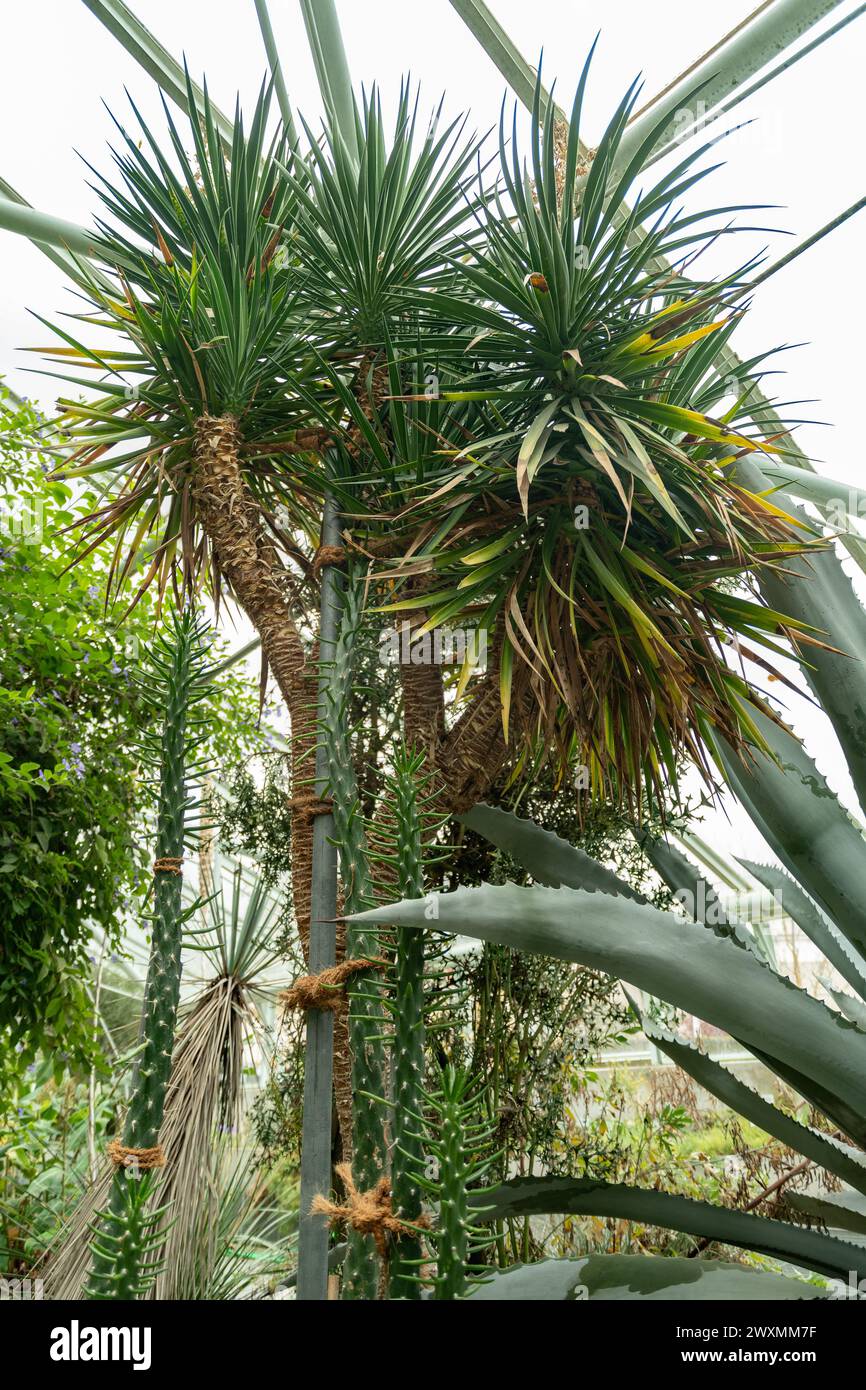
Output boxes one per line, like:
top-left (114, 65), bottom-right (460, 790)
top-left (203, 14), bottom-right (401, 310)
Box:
top-left (192, 415), bottom-right (319, 954)
top-left (423, 622), bottom-right (527, 816)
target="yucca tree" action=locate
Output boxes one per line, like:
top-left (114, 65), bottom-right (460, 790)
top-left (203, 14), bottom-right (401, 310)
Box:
top-left (40, 52), bottom-right (818, 855)
top-left (37, 75), bottom-right (325, 961)
top-left (44, 77), bottom-right (319, 617)
top-left (36, 72), bottom-right (494, 943)
top-left (365, 59), bottom-right (822, 813)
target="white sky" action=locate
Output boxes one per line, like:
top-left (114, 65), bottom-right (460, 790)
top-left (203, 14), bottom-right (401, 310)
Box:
top-left (1, 0), bottom-right (865, 866)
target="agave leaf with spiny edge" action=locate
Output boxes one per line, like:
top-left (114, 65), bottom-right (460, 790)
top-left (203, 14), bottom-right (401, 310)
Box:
top-left (733, 455), bottom-right (866, 816)
top-left (459, 800), bottom-right (641, 898)
top-left (636, 1012), bottom-right (866, 1197)
top-left (634, 833), bottom-right (779, 968)
top-left (348, 880), bottom-right (866, 1127)
top-left (821, 982), bottom-right (866, 1031)
top-left (738, 858), bottom-right (866, 1003)
top-left (467, 1254), bottom-right (830, 1301)
top-left (761, 459), bottom-right (866, 520)
top-left (786, 1189), bottom-right (866, 1238)
top-left (468, 1177), bottom-right (866, 1282)
top-left (716, 706), bottom-right (866, 958)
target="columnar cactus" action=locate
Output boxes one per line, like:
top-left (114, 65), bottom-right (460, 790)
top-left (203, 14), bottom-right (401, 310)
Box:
top-left (378, 747), bottom-right (434, 1298)
top-left (318, 569), bottom-right (387, 1300)
top-left (86, 1178), bottom-right (171, 1301)
top-left (86, 608), bottom-right (213, 1299)
top-left (414, 1066), bottom-right (497, 1301)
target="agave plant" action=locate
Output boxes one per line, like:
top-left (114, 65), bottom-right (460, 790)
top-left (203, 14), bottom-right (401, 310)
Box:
top-left (351, 796), bottom-right (866, 1294)
top-left (348, 456), bottom-right (866, 1295)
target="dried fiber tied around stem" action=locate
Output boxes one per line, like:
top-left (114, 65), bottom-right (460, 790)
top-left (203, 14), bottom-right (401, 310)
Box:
top-left (311, 544), bottom-right (348, 578)
top-left (153, 856), bottom-right (183, 876)
top-left (280, 957), bottom-right (387, 1013)
top-left (106, 1140), bottom-right (166, 1171)
top-left (286, 793), bottom-right (334, 824)
top-left (312, 1162), bottom-right (429, 1260)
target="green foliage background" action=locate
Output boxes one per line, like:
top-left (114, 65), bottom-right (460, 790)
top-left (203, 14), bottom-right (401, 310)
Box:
top-left (0, 389), bottom-right (270, 1072)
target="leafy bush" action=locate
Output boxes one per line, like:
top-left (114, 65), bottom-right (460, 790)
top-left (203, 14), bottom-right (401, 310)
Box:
top-left (0, 390), bottom-right (274, 1069)
top-left (0, 392), bottom-right (153, 1067)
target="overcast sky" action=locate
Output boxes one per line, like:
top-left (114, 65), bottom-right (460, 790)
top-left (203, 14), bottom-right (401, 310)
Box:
top-left (1, 1), bottom-right (865, 869)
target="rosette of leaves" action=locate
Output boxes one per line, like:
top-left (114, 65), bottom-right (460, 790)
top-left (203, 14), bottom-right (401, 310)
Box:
top-left (375, 57), bottom-right (822, 809)
top-left (30, 72), bottom-right (326, 698)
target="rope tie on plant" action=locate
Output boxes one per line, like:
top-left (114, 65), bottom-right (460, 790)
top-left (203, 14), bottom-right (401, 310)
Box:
top-left (152, 856), bottom-right (184, 876)
top-left (107, 1140), bottom-right (166, 1171)
top-left (312, 1162), bottom-right (429, 1259)
top-left (280, 958), bottom-right (386, 1013)
top-left (312, 544), bottom-right (348, 578)
top-left (287, 793), bottom-right (334, 823)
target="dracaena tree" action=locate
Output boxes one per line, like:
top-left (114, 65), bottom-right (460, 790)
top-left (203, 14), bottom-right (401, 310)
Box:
top-left (41, 54), bottom-right (813, 846)
top-left (358, 60), bottom-right (820, 815)
top-left (38, 72), bottom-right (490, 948)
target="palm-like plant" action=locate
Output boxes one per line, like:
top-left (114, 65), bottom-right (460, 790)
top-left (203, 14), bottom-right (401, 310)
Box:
top-left (40, 55), bottom-right (818, 820)
top-left (45, 854), bottom-right (286, 1300)
top-left (36, 72), bottom-right (497, 951)
top-left (39, 76), bottom-right (320, 655)
top-left (286, 81), bottom-right (482, 348)
top-left (369, 62), bottom-right (821, 809)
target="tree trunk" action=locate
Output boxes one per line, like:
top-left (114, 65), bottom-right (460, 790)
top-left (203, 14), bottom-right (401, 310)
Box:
top-left (392, 593), bottom-right (531, 818)
top-left (192, 414), bottom-right (318, 952)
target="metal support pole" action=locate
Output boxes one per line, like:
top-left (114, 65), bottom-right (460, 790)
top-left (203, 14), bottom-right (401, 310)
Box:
top-left (0, 193), bottom-right (97, 260)
top-left (81, 0), bottom-right (234, 147)
top-left (296, 494), bottom-right (341, 1301)
top-left (647, 2), bottom-right (866, 167)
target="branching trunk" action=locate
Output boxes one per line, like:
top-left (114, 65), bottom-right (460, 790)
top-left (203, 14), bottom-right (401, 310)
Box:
top-left (416, 623), bottom-right (527, 815)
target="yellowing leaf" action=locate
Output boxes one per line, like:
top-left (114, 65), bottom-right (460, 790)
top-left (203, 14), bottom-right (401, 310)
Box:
top-left (636, 320), bottom-right (726, 358)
